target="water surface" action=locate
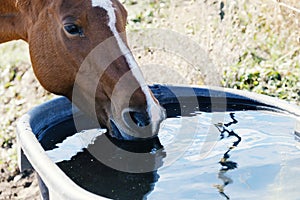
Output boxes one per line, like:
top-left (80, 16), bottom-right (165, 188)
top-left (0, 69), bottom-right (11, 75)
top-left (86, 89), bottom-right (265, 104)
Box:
top-left (150, 111), bottom-right (300, 200)
top-left (49, 111), bottom-right (300, 200)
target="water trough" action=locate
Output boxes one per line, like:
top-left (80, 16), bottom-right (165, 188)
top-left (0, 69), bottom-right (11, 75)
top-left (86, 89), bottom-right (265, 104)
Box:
top-left (17, 85), bottom-right (300, 200)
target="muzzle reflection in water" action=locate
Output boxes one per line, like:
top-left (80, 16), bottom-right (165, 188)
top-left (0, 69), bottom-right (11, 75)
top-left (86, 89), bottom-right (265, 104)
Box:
top-left (57, 134), bottom-right (166, 200)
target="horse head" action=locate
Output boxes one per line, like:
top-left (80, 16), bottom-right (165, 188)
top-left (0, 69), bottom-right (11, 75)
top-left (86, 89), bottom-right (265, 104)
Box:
top-left (0, 0), bottom-right (166, 140)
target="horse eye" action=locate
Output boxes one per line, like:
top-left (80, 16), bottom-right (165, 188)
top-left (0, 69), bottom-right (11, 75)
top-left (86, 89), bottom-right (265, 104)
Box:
top-left (64, 24), bottom-right (84, 37)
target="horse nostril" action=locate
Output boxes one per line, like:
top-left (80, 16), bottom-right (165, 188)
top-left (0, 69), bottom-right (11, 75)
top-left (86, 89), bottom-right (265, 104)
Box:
top-left (129, 111), bottom-right (151, 127)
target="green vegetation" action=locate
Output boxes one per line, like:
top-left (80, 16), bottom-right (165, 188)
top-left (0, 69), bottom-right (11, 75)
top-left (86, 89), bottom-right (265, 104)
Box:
top-left (221, 0), bottom-right (300, 103)
top-left (122, 0), bottom-right (299, 104)
top-left (0, 41), bottom-right (52, 172)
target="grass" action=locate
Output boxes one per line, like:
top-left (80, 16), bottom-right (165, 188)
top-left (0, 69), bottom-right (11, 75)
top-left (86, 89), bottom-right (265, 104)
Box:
top-left (0, 41), bottom-right (52, 171)
top-left (221, 0), bottom-right (300, 103)
top-left (122, 0), bottom-right (299, 104)
top-left (0, 0), bottom-right (299, 173)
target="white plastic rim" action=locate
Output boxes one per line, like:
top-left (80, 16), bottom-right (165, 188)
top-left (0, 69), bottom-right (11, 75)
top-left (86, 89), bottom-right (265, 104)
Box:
top-left (16, 97), bottom-right (110, 200)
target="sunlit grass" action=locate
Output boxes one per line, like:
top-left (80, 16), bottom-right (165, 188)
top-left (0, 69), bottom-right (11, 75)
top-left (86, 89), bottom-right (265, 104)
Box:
top-left (221, 0), bottom-right (300, 103)
top-left (124, 0), bottom-right (300, 103)
top-left (0, 41), bottom-right (51, 170)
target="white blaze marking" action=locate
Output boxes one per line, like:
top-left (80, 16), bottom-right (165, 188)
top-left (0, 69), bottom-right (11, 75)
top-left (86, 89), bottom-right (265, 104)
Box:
top-left (91, 0), bottom-right (163, 129)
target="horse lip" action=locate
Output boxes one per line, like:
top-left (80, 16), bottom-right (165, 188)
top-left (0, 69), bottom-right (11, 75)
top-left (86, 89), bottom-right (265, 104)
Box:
top-left (109, 119), bottom-right (137, 141)
top-left (109, 119), bottom-right (158, 141)
top-left (109, 119), bottom-right (125, 140)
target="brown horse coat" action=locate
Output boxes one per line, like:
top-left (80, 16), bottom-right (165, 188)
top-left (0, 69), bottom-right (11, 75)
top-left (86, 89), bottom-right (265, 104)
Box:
top-left (0, 0), bottom-right (165, 140)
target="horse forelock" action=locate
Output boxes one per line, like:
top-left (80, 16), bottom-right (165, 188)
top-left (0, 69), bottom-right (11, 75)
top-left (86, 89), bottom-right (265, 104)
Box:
top-left (91, 0), bottom-right (163, 128)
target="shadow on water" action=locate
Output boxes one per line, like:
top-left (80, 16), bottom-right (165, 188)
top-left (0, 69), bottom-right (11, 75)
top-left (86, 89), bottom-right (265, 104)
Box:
top-left (39, 114), bottom-right (166, 200)
top-left (213, 113), bottom-right (241, 200)
top-left (57, 134), bottom-right (166, 200)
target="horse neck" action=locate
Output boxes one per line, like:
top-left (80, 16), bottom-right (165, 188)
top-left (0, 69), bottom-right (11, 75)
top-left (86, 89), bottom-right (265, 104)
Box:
top-left (0, 0), bottom-right (29, 43)
top-left (0, 0), bottom-right (18, 13)
top-left (0, 0), bottom-right (51, 43)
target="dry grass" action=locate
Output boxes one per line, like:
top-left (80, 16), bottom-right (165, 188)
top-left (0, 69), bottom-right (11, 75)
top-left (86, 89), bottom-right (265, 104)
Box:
top-left (0, 41), bottom-right (53, 168)
top-left (124, 0), bottom-right (300, 102)
top-left (221, 0), bottom-right (300, 102)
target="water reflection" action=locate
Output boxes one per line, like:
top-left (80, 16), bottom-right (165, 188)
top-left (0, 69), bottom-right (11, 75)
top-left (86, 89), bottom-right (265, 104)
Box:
top-left (214, 113), bottom-right (242, 200)
top-left (50, 111), bottom-right (300, 199)
top-left (58, 134), bottom-right (166, 200)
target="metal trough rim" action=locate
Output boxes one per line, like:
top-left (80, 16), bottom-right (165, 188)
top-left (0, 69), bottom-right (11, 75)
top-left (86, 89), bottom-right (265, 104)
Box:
top-left (16, 85), bottom-right (300, 200)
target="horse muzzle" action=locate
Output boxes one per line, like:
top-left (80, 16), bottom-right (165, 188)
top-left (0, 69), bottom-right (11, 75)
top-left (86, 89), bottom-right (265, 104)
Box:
top-left (109, 106), bottom-right (166, 141)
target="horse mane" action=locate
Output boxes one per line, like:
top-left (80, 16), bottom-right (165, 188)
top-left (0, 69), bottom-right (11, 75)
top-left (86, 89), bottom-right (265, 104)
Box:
top-left (0, 0), bottom-right (31, 14)
top-left (15, 0), bottom-right (31, 9)
top-left (0, 0), bottom-right (18, 14)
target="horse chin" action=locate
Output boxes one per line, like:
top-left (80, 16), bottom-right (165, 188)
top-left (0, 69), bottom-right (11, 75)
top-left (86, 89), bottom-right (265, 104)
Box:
top-left (109, 119), bottom-right (158, 141)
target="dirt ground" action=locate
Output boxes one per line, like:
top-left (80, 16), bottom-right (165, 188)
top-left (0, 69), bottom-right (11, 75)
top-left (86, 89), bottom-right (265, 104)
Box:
top-left (0, 62), bottom-right (51, 199)
top-left (0, 168), bottom-right (40, 200)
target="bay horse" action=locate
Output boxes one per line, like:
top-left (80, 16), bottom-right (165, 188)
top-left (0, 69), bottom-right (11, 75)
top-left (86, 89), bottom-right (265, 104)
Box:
top-left (0, 0), bottom-right (166, 140)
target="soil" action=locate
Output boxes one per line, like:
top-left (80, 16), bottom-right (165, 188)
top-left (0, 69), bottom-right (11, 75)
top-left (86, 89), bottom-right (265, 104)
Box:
top-left (0, 167), bottom-right (39, 200)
